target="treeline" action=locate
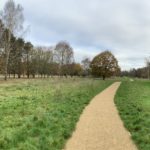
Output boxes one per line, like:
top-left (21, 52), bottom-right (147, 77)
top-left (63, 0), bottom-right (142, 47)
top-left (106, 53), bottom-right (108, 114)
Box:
top-left (0, 37), bottom-right (90, 78)
top-left (121, 65), bottom-right (150, 79)
top-left (0, 0), bottom-right (91, 80)
top-left (0, 15), bottom-right (91, 79)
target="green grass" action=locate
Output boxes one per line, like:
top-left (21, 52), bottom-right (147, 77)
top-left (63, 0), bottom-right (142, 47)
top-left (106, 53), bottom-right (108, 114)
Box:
top-left (0, 78), bottom-right (113, 150)
top-left (115, 80), bottom-right (150, 150)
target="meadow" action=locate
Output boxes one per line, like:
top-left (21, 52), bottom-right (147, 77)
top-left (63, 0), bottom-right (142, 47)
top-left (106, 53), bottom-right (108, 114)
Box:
top-left (0, 78), bottom-right (113, 150)
top-left (115, 80), bottom-right (150, 150)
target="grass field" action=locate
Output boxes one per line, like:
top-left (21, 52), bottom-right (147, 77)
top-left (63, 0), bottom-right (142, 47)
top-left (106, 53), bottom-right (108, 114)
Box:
top-left (0, 78), bottom-right (113, 150)
top-left (115, 80), bottom-right (150, 150)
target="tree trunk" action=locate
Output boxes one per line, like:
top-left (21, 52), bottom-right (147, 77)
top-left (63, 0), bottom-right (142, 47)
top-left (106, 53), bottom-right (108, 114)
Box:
top-left (27, 53), bottom-right (29, 78)
top-left (18, 66), bottom-right (21, 78)
top-left (4, 50), bottom-right (9, 81)
top-left (27, 72), bottom-right (30, 79)
top-left (4, 43), bottom-right (9, 81)
top-left (14, 72), bottom-right (15, 78)
top-left (18, 61), bottom-right (21, 78)
top-left (32, 74), bottom-right (35, 78)
top-left (18, 73), bottom-right (21, 78)
top-left (4, 30), bottom-right (11, 81)
top-left (102, 75), bottom-right (105, 80)
top-left (148, 66), bottom-right (150, 80)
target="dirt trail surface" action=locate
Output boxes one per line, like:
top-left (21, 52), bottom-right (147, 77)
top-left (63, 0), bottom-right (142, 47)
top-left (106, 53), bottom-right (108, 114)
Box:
top-left (63, 82), bottom-right (137, 150)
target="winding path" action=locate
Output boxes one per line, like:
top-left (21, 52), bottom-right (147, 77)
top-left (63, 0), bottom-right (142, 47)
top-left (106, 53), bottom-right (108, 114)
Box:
top-left (64, 82), bottom-right (137, 150)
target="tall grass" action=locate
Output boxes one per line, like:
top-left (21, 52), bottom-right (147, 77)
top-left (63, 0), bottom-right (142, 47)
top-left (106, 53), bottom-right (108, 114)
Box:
top-left (0, 78), bottom-right (113, 150)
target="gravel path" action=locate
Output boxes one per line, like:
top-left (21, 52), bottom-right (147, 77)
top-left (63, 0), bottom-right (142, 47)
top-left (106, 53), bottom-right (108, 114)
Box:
top-left (64, 82), bottom-right (137, 150)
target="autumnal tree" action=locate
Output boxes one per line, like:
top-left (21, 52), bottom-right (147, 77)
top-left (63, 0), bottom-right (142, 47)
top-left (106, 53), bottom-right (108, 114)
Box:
top-left (49, 63), bottom-right (59, 76)
top-left (69, 63), bottom-right (83, 77)
top-left (90, 51), bottom-right (120, 80)
top-left (73, 63), bottom-right (83, 76)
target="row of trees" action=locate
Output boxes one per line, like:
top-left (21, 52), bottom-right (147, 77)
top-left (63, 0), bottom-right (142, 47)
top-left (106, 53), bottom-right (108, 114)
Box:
top-left (0, 0), bottom-right (121, 80)
top-left (0, 30), bottom-right (120, 79)
top-left (0, 38), bottom-right (90, 78)
top-left (121, 57), bottom-right (150, 79)
top-left (0, 0), bottom-right (92, 80)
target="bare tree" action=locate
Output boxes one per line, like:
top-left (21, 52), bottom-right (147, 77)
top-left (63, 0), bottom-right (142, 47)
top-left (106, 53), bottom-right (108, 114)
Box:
top-left (0, 0), bottom-right (24, 80)
top-left (146, 57), bottom-right (150, 80)
top-left (54, 41), bottom-right (74, 76)
top-left (54, 41), bottom-right (74, 65)
top-left (81, 57), bottom-right (91, 76)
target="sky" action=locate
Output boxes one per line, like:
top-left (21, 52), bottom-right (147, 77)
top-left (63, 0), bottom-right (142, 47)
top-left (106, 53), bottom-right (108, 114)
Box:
top-left (0, 0), bottom-right (150, 70)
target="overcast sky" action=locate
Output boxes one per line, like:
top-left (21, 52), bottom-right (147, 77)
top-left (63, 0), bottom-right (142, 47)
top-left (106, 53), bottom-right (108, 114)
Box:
top-left (1, 0), bottom-right (150, 70)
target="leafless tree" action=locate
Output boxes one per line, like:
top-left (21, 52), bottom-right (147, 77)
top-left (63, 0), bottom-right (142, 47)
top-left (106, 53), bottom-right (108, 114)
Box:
top-left (81, 57), bottom-right (91, 76)
top-left (54, 41), bottom-right (74, 76)
top-left (54, 41), bottom-right (74, 65)
top-left (82, 57), bottom-right (91, 70)
top-left (0, 0), bottom-right (24, 80)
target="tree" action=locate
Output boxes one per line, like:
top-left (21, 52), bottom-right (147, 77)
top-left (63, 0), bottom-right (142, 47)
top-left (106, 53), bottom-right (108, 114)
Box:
top-left (54, 41), bottom-right (74, 65)
top-left (81, 57), bottom-right (91, 76)
top-left (121, 67), bottom-right (148, 79)
top-left (49, 63), bottom-right (59, 76)
top-left (24, 42), bottom-right (33, 78)
top-left (146, 57), bottom-right (150, 80)
top-left (38, 50), bottom-right (53, 77)
top-left (7, 38), bottom-right (25, 78)
top-left (7, 34), bottom-right (17, 78)
top-left (15, 38), bottom-right (24, 78)
top-left (0, 19), bottom-right (4, 43)
top-left (90, 51), bottom-right (120, 80)
top-left (28, 48), bottom-right (38, 78)
top-left (71, 63), bottom-right (83, 76)
top-left (54, 41), bottom-right (74, 76)
top-left (1, 0), bottom-right (24, 80)
top-left (34, 46), bottom-right (53, 77)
